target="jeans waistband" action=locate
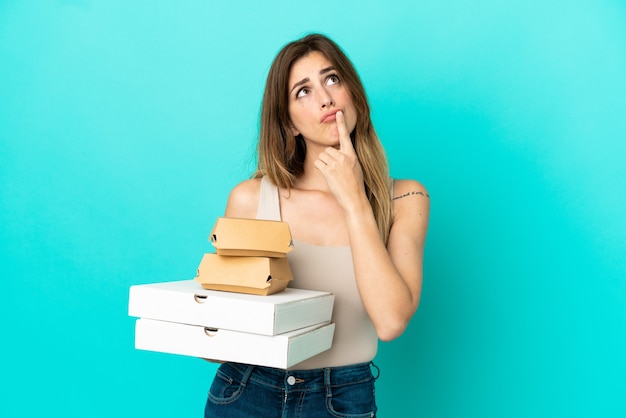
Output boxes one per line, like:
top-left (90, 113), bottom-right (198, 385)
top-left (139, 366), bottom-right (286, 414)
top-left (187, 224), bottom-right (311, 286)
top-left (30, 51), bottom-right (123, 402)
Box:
top-left (223, 361), bottom-right (379, 392)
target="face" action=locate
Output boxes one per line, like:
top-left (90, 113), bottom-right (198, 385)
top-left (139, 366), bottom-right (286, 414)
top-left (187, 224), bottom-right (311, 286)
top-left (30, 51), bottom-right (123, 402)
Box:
top-left (287, 51), bottom-right (357, 149)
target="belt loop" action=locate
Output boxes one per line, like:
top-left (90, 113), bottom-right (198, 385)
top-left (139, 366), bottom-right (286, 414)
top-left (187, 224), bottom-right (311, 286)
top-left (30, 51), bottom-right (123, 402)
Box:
top-left (324, 368), bottom-right (332, 398)
top-left (240, 365), bottom-right (255, 387)
top-left (370, 362), bottom-right (380, 381)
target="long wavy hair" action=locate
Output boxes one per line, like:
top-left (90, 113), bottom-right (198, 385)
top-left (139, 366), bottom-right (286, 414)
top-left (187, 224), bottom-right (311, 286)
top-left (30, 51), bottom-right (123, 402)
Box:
top-left (254, 33), bottom-right (393, 244)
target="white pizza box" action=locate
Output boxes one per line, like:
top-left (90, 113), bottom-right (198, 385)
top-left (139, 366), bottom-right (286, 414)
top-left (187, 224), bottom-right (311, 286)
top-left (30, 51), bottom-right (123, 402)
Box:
top-left (128, 280), bottom-right (335, 336)
top-left (134, 318), bottom-right (335, 369)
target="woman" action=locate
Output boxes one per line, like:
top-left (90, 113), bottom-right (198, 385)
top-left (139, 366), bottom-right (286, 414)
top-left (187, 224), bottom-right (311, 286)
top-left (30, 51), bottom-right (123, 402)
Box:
top-left (205, 33), bottom-right (430, 417)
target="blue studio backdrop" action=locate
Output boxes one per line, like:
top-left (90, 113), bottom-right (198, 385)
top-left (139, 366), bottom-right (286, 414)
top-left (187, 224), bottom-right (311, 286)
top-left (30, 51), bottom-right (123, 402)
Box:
top-left (1, 1), bottom-right (625, 417)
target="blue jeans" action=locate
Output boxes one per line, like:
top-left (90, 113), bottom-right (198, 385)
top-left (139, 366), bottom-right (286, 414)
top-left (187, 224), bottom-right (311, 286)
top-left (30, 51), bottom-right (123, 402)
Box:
top-left (204, 362), bottom-right (379, 417)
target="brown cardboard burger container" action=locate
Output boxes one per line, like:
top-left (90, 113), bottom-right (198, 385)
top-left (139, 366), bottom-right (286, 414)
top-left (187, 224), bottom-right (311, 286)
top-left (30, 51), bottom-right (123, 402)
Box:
top-left (210, 217), bottom-right (294, 257)
top-left (195, 253), bottom-right (293, 295)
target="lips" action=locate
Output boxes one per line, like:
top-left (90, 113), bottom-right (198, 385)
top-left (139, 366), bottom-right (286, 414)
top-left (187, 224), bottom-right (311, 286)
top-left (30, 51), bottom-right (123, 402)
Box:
top-left (320, 109), bottom-right (341, 123)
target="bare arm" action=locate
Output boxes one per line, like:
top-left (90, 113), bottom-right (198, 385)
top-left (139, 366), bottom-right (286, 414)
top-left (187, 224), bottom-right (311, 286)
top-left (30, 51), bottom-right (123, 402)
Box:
top-left (345, 179), bottom-right (429, 341)
top-left (315, 111), bottom-right (430, 341)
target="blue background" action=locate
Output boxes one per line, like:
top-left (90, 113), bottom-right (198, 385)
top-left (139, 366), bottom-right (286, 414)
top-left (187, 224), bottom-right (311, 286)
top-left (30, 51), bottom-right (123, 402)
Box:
top-left (1, 1), bottom-right (625, 416)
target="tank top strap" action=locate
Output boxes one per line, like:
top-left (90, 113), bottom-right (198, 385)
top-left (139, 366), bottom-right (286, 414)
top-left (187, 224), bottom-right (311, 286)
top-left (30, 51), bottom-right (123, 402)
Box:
top-left (256, 176), bottom-right (282, 221)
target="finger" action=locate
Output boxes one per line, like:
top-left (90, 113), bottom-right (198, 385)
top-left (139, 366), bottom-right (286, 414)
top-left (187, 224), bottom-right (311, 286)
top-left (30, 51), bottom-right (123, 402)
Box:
top-left (317, 150), bottom-right (331, 165)
top-left (313, 158), bottom-right (328, 173)
top-left (320, 147), bottom-right (349, 171)
top-left (322, 146), bottom-right (341, 160)
top-left (336, 111), bottom-right (355, 155)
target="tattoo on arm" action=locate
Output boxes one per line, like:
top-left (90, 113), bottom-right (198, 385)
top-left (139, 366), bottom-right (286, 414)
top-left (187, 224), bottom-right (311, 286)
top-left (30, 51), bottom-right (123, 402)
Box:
top-left (392, 191), bottom-right (430, 201)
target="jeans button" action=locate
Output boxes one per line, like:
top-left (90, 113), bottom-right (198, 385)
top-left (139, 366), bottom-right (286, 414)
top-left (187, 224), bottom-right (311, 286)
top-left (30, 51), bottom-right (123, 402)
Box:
top-left (287, 376), bottom-right (296, 385)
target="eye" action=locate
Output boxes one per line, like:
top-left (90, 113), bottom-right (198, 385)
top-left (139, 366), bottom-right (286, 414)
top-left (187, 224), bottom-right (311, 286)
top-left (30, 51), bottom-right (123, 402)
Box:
top-left (296, 87), bottom-right (310, 98)
top-left (327, 74), bottom-right (340, 85)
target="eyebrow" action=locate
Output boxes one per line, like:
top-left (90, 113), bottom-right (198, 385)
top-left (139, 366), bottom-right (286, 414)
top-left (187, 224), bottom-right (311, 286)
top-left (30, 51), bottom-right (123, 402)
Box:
top-left (289, 66), bottom-right (336, 95)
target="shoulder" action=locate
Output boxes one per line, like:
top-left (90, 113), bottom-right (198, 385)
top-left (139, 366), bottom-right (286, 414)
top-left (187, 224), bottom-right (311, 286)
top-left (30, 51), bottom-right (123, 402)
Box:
top-left (390, 178), bottom-right (430, 235)
top-left (224, 178), bottom-right (262, 218)
top-left (392, 179), bottom-right (430, 204)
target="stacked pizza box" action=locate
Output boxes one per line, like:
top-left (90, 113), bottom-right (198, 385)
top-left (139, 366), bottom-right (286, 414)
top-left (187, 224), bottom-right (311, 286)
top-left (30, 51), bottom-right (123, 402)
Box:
top-left (128, 218), bottom-right (335, 369)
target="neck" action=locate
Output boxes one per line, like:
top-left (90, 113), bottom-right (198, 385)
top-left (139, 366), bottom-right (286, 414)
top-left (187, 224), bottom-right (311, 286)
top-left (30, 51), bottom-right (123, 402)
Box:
top-left (292, 146), bottom-right (332, 191)
top-left (293, 167), bottom-right (329, 191)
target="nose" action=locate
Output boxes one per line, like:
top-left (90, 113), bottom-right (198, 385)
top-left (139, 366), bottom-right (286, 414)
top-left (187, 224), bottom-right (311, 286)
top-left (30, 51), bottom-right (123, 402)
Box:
top-left (321, 91), bottom-right (334, 108)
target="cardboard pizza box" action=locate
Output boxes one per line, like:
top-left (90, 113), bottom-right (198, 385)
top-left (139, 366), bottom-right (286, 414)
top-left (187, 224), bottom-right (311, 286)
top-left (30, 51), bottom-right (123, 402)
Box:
top-left (128, 280), bottom-right (335, 335)
top-left (134, 318), bottom-right (335, 369)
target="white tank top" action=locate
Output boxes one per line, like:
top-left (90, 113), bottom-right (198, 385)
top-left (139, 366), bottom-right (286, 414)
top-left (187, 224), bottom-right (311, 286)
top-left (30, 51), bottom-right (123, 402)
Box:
top-left (256, 176), bottom-right (378, 369)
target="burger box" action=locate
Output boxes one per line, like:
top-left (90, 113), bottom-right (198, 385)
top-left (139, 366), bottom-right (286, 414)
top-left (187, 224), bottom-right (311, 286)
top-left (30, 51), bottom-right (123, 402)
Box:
top-left (128, 279), bottom-right (335, 336)
top-left (134, 318), bottom-right (335, 369)
top-left (195, 253), bottom-right (292, 295)
top-left (210, 217), bottom-right (294, 257)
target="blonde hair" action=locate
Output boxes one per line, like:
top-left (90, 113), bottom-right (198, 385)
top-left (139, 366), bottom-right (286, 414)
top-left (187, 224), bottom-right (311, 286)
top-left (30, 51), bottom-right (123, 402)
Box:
top-left (254, 33), bottom-right (393, 243)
